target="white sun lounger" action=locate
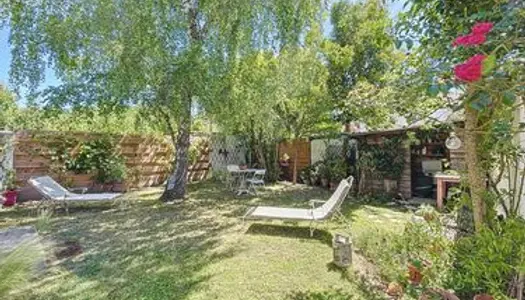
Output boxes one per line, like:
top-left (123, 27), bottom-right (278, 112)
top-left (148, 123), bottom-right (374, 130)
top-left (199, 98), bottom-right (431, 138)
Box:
top-left (243, 176), bottom-right (354, 237)
top-left (28, 176), bottom-right (123, 212)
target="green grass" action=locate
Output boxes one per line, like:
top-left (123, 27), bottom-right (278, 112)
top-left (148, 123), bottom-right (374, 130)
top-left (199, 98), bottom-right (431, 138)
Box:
top-left (0, 181), bottom-right (412, 300)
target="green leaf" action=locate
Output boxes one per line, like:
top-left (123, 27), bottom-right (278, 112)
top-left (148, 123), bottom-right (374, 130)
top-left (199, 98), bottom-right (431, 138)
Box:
top-left (439, 83), bottom-right (452, 94)
top-left (427, 85), bottom-right (439, 97)
top-left (502, 91), bottom-right (516, 106)
top-left (478, 92), bottom-right (492, 107)
top-left (482, 55), bottom-right (496, 76)
top-left (470, 92), bottom-right (492, 111)
top-left (406, 39), bottom-right (414, 50)
top-left (470, 100), bottom-right (484, 111)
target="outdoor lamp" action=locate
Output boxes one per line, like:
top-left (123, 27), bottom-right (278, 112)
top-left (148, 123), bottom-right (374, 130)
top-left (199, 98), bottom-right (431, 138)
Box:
top-left (445, 132), bottom-right (462, 150)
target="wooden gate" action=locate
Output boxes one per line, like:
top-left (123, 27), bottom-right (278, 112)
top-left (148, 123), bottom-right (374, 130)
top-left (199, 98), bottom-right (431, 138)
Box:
top-left (278, 139), bottom-right (311, 182)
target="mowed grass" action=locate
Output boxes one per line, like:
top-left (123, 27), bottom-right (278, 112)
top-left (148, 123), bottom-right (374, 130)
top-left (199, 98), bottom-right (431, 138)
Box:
top-left (0, 181), bottom-right (412, 300)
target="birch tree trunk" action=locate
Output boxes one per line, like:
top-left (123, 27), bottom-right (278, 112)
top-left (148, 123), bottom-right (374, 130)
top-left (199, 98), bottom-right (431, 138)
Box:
top-left (160, 0), bottom-right (200, 202)
top-left (161, 96), bottom-right (192, 202)
top-left (464, 105), bottom-right (486, 231)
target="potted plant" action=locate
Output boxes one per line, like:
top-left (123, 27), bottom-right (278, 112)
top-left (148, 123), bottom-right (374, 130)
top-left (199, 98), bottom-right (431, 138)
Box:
top-left (299, 166), bottom-right (311, 185)
top-left (106, 158), bottom-right (127, 192)
top-left (318, 163), bottom-right (330, 188)
top-left (2, 170), bottom-right (18, 207)
top-left (329, 160), bottom-right (346, 190)
top-left (310, 162), bottom-right (322, 186)
top-left (407, 259), bottom-right (423, 285)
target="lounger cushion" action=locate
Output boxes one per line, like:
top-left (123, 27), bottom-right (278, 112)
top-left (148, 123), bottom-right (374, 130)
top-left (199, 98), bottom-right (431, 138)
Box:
top-left (65, 193), bottom-right (122, 201)
top-left (245, 177), bottom-right (354, 222)
top-left (28, 176), bottom-right (122, 202)
top-left (248, 206), bottom-right (315, 220)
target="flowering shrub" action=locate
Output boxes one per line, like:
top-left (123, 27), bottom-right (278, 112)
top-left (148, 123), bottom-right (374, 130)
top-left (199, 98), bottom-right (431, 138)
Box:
top-left (354, 213), bottom-right (454, 298)
top-left (452, 22), bottom-right (494, 47)
top-left (452, 22), bottom-right (494, 82)
top-left (454, 54), bottom-right (487, 82)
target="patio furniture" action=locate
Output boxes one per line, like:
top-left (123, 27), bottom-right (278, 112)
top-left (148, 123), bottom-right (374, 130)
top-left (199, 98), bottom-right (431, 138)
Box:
top-left (246, 169), bottom-right (266, 195)
top-left (226, 165), bottom-right (241, 190)
top-left (28, 176), bottom-right (122, 213)
top-left (243, 176), bottom-right (354, 237)
top-left (435, 173), bottom-right (461, 210)
top-left (229, 168), bottom-right (264, 196)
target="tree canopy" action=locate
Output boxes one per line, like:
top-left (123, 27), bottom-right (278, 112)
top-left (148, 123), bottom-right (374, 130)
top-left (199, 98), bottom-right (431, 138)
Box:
top-left (2, 0), bottom-right (325, 199)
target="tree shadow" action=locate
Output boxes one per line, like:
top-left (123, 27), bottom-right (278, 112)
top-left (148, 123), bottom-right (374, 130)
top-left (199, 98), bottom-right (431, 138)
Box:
top-left (245, 223), bottom-right (333, 246)
top-left (6, 180), bottom-right (409, 299)
top-left (11, 193), bottom-right (241, 300)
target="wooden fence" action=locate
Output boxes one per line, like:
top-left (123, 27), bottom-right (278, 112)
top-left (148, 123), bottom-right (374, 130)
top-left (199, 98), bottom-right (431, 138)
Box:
top-left (14, 131), bottom-right (210, 200)
top-left (278, 139), bottom-right (311, 181)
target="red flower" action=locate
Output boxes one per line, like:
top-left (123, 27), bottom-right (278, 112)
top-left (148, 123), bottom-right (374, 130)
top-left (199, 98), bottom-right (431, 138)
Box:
top-left (454, 54), bottom-right (486, 82)
top-left (472, 22), bottom-right (494, 35)
top-left (453, 33), bottom-right (486, 47)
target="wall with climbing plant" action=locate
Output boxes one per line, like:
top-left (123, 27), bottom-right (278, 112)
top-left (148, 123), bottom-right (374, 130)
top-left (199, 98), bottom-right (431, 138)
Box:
top-left (354, 132), bottom-right (412, 198)
top-left (14, 130), bottom-right (175, 199)
top-left (14, 130), bottom-right (211, 200)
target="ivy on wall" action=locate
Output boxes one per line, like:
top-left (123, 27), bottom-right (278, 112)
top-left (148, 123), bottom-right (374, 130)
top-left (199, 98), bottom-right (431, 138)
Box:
top-left (21, 133), bottom-right (128, 185)
top-left (357, 136), bottom-right (405, 180)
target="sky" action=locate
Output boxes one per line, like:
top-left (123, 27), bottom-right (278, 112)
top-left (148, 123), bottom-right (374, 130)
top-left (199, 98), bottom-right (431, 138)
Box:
top-left (0, 1), bottom-right (405, 92)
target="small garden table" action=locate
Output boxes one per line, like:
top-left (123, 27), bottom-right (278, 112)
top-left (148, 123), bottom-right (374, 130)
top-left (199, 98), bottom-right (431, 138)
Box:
top-left (231, 169), bottom-right (259, 196)
top-left (435, 173), bottom-right (461, 210)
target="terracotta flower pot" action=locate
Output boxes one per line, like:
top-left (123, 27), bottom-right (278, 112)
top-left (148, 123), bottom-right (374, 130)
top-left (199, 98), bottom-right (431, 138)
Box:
top-left (408, 264), bottom-right (423, 285)
top-left (2, 190), bottom-right (18, 207)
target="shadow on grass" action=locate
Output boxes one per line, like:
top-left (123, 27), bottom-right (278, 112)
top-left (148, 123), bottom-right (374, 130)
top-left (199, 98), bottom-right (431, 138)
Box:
top-left (245, 223), bottom-right (333, 246)
top-left (12, 193), bottom-right (241, 300)
top-left (6, 180), bottom-right (409, 299)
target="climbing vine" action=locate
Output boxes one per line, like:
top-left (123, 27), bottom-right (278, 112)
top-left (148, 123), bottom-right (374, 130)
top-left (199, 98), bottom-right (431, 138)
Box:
top-left (358, 136), bottom-right (405, 180)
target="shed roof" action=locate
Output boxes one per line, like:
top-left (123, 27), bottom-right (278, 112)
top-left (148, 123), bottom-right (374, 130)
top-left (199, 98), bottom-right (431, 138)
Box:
top-left (341, 108), bottom-right (462, 138)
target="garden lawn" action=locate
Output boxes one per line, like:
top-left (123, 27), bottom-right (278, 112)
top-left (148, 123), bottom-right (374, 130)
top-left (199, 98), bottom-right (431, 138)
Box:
top-left (0, 181), bottom-right (412, 300)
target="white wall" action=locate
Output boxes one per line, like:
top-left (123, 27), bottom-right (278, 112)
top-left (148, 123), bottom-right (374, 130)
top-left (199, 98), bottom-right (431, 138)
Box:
top-left (310, 138), bottom-right (344, 164)
top-left (210, 136), bottom-right (247, 171)
top-left (496, 104), bottom-right (525, 217)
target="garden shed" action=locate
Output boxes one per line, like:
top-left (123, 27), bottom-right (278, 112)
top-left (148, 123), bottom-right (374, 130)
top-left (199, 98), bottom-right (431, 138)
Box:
top-left (343, 125), bottom-right (466, 201)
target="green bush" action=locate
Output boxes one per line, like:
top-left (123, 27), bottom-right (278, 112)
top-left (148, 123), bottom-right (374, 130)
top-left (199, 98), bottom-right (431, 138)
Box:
top-left (358, 136), bottom-right (405, 180)
top-left (35, 209), bottom-right (54, 233)
top-left (2, 169), bottom-right (16, 190)
top-left (449, 218), bottom-right (525, 299)
top-left (354, 213), bottom-right (453, 297)
top-left (67, 138), bottom-right (127, 184)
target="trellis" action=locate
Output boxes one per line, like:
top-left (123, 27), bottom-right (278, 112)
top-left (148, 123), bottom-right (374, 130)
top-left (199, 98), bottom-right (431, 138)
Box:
top-left (209, 135), bottom-right (247, 172)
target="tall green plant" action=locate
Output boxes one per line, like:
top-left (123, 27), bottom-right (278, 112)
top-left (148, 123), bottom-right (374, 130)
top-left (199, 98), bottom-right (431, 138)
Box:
top-left (67, 138), bottom-right (127, 184)
top-left (450, 219), bottom-right (525, 299)
top-left (358, 136), bottom-right (405, 181)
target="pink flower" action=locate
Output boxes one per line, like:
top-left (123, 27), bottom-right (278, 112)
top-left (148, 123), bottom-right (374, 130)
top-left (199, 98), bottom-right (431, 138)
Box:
top-left (454, 54), bottom-right (486, 82)
top-left (453, 33), bottom-right (487, 47)
top-left (472, 22), bottom-right (494, 35)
